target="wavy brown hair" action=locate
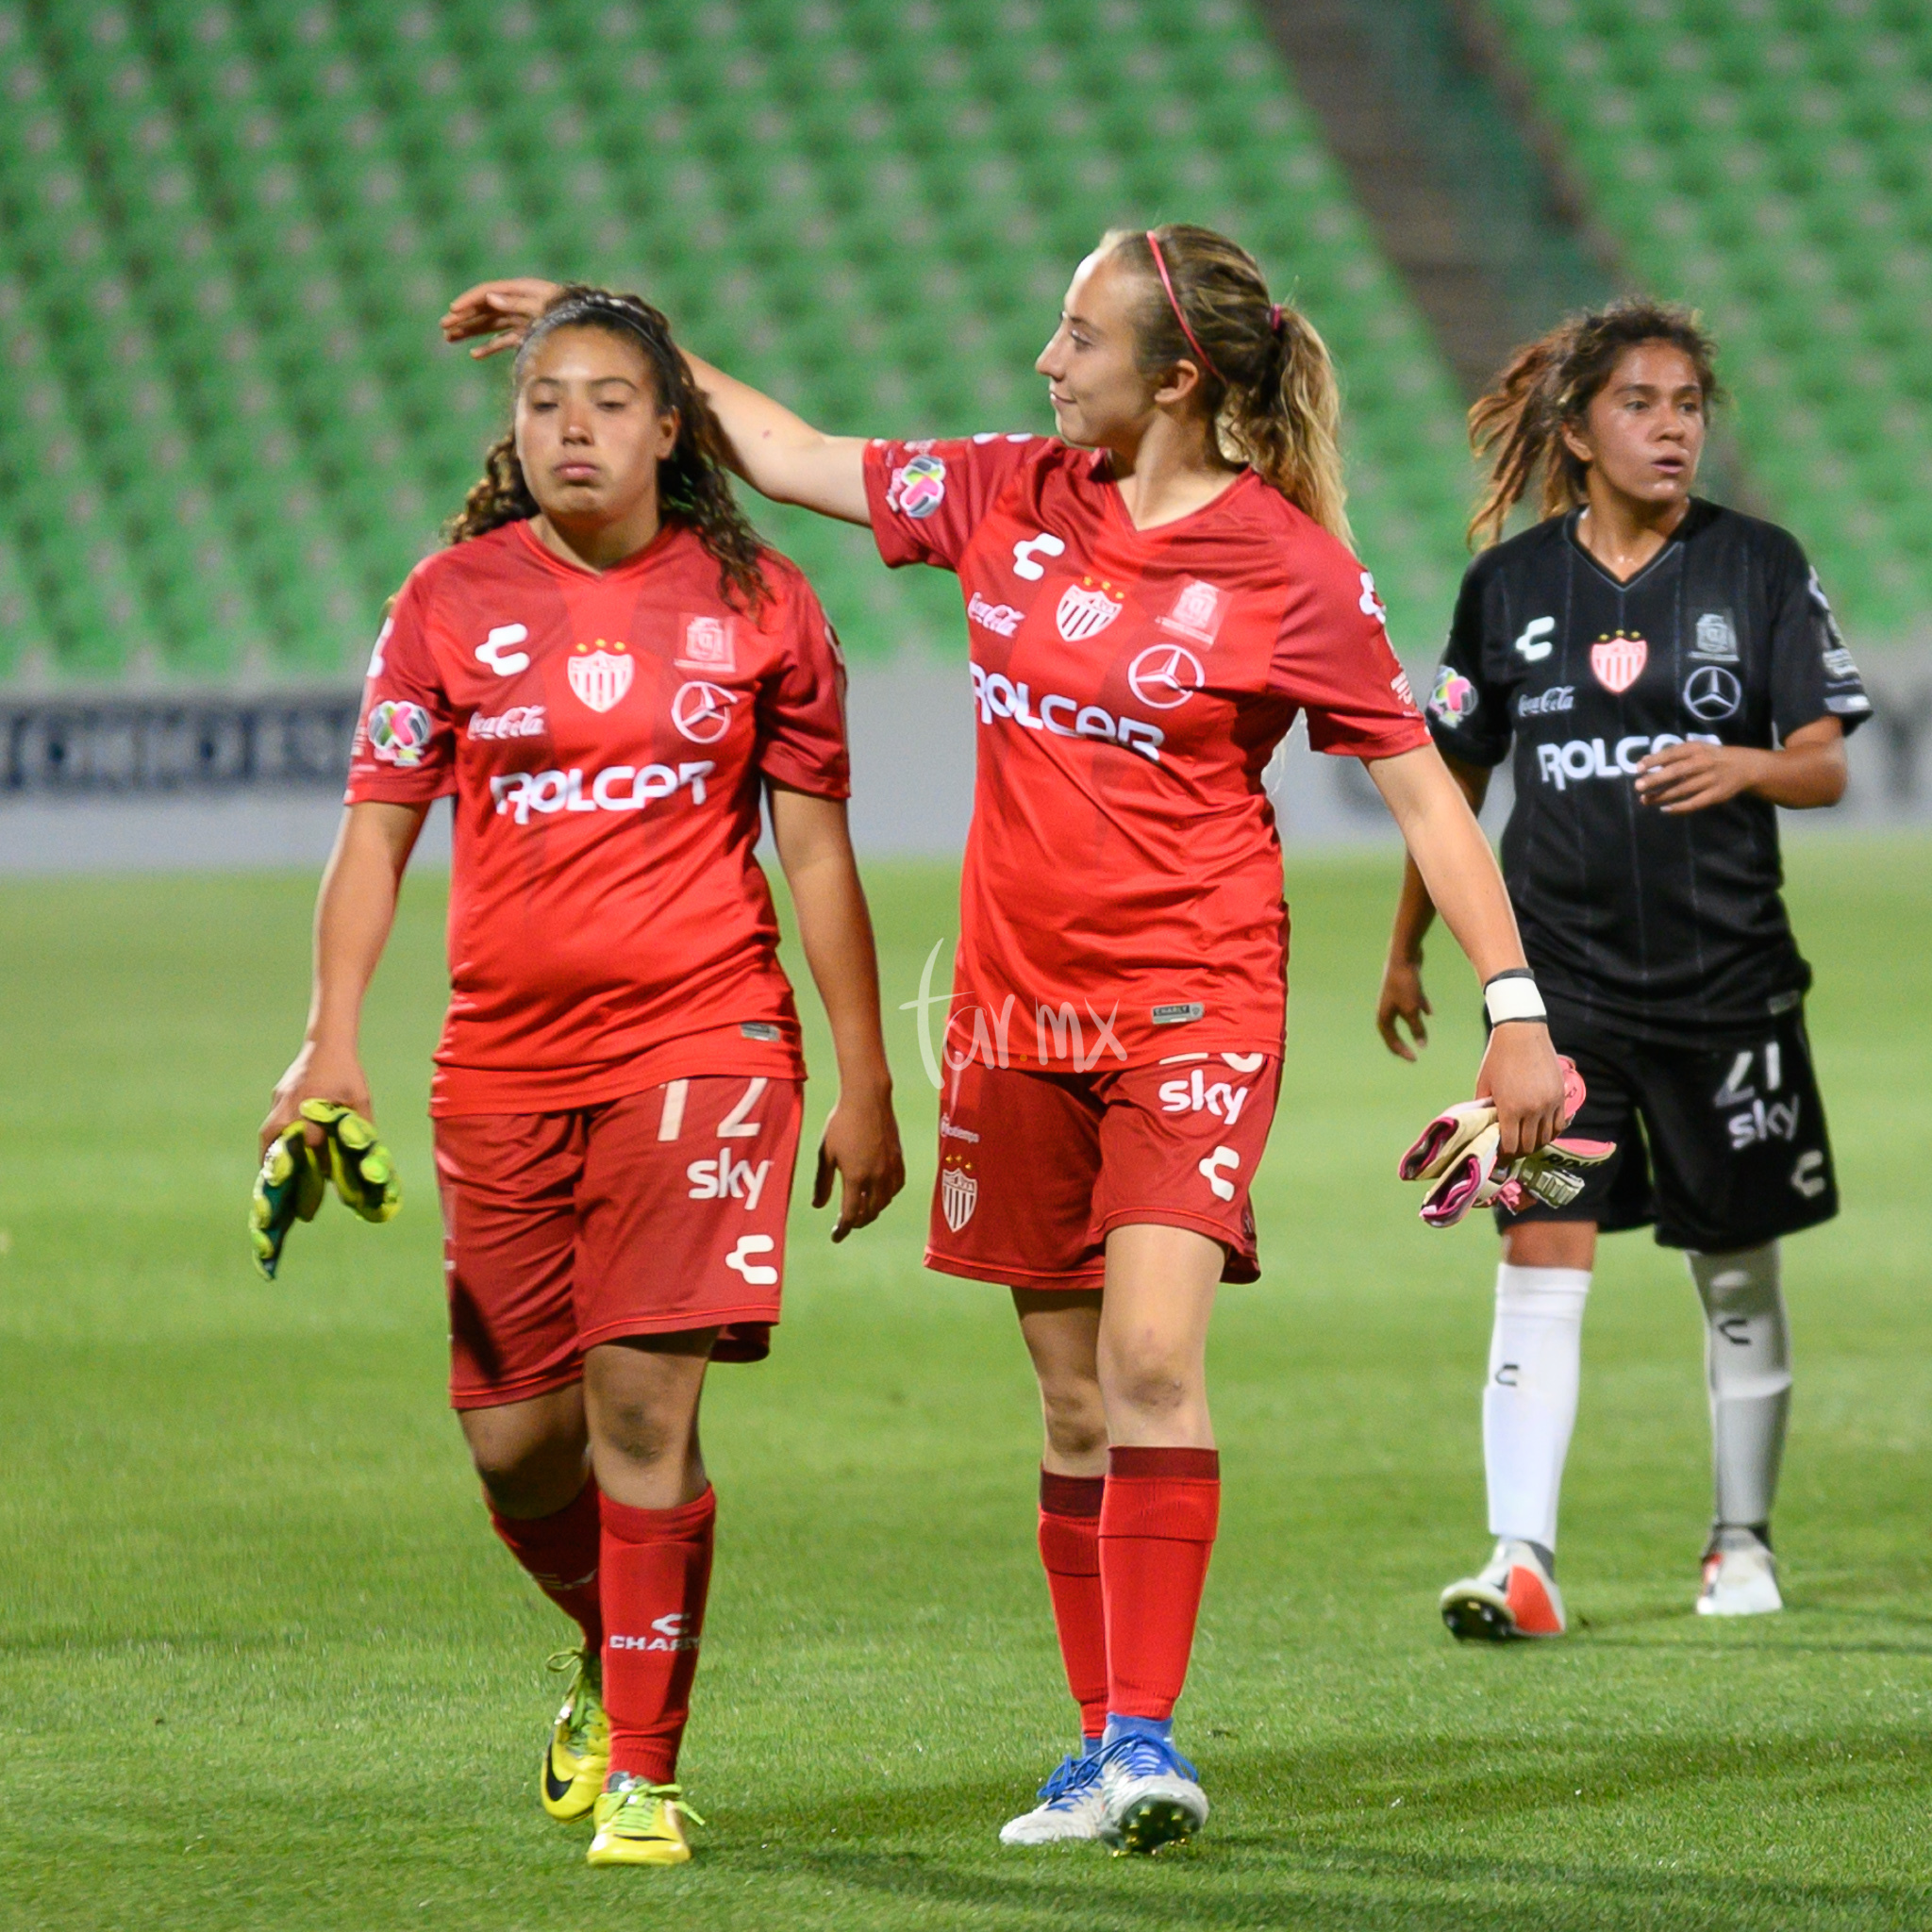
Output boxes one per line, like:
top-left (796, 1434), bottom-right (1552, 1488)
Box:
top-left (1466, 297), bottom-right (1722, 549)
top-left (447, 285), bottom-right (770, 613)
top-left (1102, 224), bottom-right (1351, 544)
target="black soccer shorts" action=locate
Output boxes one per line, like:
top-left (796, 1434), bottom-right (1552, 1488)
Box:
top-left (1496, 1001), bottom-right (1840, 1252)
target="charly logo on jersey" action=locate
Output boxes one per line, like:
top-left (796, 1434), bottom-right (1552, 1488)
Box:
top-left (366, 700), bottom-right (432, 766)
top-left (1691, 611), bottom-right (1739, 662)
top-left (888, 452), bottom-right (947, 519)
top-left (940, 1158), bottom-right (977, 1232)
top-left (1158, 577), bottom-right (1230, 647)
top-left (672, 680), bottom-right (739, 743)
top-left (567, 639), bottom-right (633, 712)
top-left (1127, 643), bottom-right (1205, 710)
top-left (1011, 530), bottom-right (1066, 581)
top-left (676, 613), bottom-right (736, 674)
top-left (1514, 617), bottom-right (1556, 661)
top-left (1427, 664), bottom-right (1478, 727)
top-left (1589, 630), bottom-right (1649, 694)
top-left (475, 623), bottom-right (531, 675)
top-left (1683, 664), bottom-right (1742, 722)
top-left (1057, 575), bottom-right (1125, 641)
top-left (1357, 571), bottom-right (1387, 625)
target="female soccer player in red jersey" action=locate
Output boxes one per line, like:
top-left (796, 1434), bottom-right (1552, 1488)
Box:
top-left (1378, 301), bottom-right (1867, 1641)
top-left (446, 229), bottom-right (1567, 1854)
top-left (261, 287), bottom-right (904, 1869)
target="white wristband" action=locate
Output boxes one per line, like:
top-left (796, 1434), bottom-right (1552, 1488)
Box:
top-left (1484, 972), bottom-right (1547, 1026)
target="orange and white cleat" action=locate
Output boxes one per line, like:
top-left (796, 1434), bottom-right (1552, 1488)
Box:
top-left (1440, 1538), bottom-right (1567, 1641)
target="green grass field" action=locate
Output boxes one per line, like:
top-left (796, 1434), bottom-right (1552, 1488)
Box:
top-left (2, 840), bottom-right (1928, 1930)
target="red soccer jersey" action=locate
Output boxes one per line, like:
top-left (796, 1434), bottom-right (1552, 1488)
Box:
top-left (864, 434), bottom-right (1428, 1070)
top-left (344, 519), bottom-right (848, 1115)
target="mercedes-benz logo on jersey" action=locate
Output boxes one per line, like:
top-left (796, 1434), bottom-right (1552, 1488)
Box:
top-left (672, 679), bottom-right (739, 743)
top-left (1683, 663), bottom-right (1742, 722)
top-left (1056, 577), bottom-right (1124, 641)
top-left (1127, 643), bottom-right (1206, 710)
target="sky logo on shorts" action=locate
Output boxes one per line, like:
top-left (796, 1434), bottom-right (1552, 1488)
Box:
top-left (367, 699), bottom-right (431, 766)
top-left (890, 454), bottom-right (947, 519)
top-left (1158, 1065), bottom-right (1251, 1124)
top-left (687, 1151), bottom-right (773, 1208)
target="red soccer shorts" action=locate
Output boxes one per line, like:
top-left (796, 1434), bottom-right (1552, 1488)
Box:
top-left (434, 1075), bottom-right (804, 1408)
top-left (926, 1053), bottom-right (1281, 1289)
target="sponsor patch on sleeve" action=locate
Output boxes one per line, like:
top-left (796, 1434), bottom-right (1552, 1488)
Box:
top-left (887, 453), bottom-right (947, 520)
top-left (1426, 664), bottom-right (1478, 727)
top-left (367, 699), bottom-right (432, 767)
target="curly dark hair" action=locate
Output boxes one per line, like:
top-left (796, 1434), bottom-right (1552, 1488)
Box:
top-left (1467, 297), bottom-right (1723, 549)
top-left (446, 285), bottom-right (770, 614)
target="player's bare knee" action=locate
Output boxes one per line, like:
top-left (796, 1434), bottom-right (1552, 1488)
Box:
top-left (465, 1429), bottom-right (588, 1518)
top-left (1039, 1379), bottom-right (1108, 1462)
top-left (1102, 1359), bottom-right (1199, 1431)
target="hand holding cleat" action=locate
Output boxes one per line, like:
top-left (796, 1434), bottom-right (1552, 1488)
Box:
top-left (299, 1098), bottom-right (401, 1223)
top-left (249, 1123), bottom-right (327, 1280)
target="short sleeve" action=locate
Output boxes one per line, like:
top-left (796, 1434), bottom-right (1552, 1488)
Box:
top-left (343, 567), bottom-right (457, 804)
top-left (1767, 544), bottom-right (1873, 741)
top-left (862, 433), bottom-right (1041, 573)
top-left (1270, 548), bottom-right (1431, 759)
top-left (756, 572), bottom-right (851, 799)
top-left (1424, 560), bottom-right (1513, 768)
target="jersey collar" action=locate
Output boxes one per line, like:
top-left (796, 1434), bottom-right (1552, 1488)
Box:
top-left (1562, 497), bottom-right (1714, 591)
top-left (1093, 450), bottom-right (1258, 541)
top-left (511, 514), bottom-right (689, 582)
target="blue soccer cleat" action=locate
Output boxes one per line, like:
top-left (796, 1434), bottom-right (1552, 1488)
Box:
top-left (1096, 1718), bottom-right (1208, 1855)
top-left (998, 1741), bottom-right (1108, 1845)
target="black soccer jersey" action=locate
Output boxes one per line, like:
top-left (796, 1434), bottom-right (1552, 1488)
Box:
top-left (1424, 500), bottom-right (1871, 1041)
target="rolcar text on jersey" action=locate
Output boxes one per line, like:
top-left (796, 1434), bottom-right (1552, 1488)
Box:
top-left (970, 662), bottom-right (1165, 762)
top-left (1535, 732), bottom-right (1720, 791)
top-left (489, 762), bottom-right (716, 823)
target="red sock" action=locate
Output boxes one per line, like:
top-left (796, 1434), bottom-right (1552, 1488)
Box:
top-left (1098, 1447), bottom-right (1220, 1721)
top-left (600, 1487), bottom-right (716, 1784)
top-left (490, 1476), bottom-right (603, 1651)
top-left (1038, 1471), bottom-right (1108, 1739)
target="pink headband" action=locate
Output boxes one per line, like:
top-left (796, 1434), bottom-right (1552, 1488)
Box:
top-left (1145, 229), bottom-right (1224, 382)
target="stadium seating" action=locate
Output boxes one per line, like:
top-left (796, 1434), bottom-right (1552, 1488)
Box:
top-left (1487, 0), bottom-right (1931, 641)
top-left (0, 0), bottom-right (1475, 678)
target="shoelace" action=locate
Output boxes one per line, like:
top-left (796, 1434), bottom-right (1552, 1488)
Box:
top-left (1101, 1733), bottom-right (1199, 1783)
top-left (545, 1648), bottom-right (602, 1753)
top-left (609, 1780), bottom-right (707, 1830)
top-left (1035, 1751), bottom-right (1102, 1805)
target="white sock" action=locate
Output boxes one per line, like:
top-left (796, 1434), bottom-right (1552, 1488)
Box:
top-left (1483, 1263), bottom-right (1591, 1554)
top-left (1688, 1242), bottom-right (1790, 1532)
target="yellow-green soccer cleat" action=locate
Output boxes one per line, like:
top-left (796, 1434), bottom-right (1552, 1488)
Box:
top-left (541, 1647), bottom-right (609, 1823)
top-left (249, 1121), bottom-right (327, 1280)
top-left (298, 1098), bottom-right (400, 1223)
top-left (586, 1774), bottom-right (704, 1868)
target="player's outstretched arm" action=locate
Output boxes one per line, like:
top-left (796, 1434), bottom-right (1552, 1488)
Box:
top-left (1368, 745), bottom-right (1567, 1158)
top-left (1635, 715), bottom-right (1847, 814)
top-left (441, 278), bottom-right (871, 525)
top-left (1377, 752), bottom-right (1491, 1061)
top-left (259, 801), bottom-right (429, 1157)
top-left (767, 784), bottom-right (906, 1241)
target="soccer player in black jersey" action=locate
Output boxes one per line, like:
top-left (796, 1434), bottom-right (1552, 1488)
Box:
top-left (1377, 299), bottom-right (1871, 1637)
